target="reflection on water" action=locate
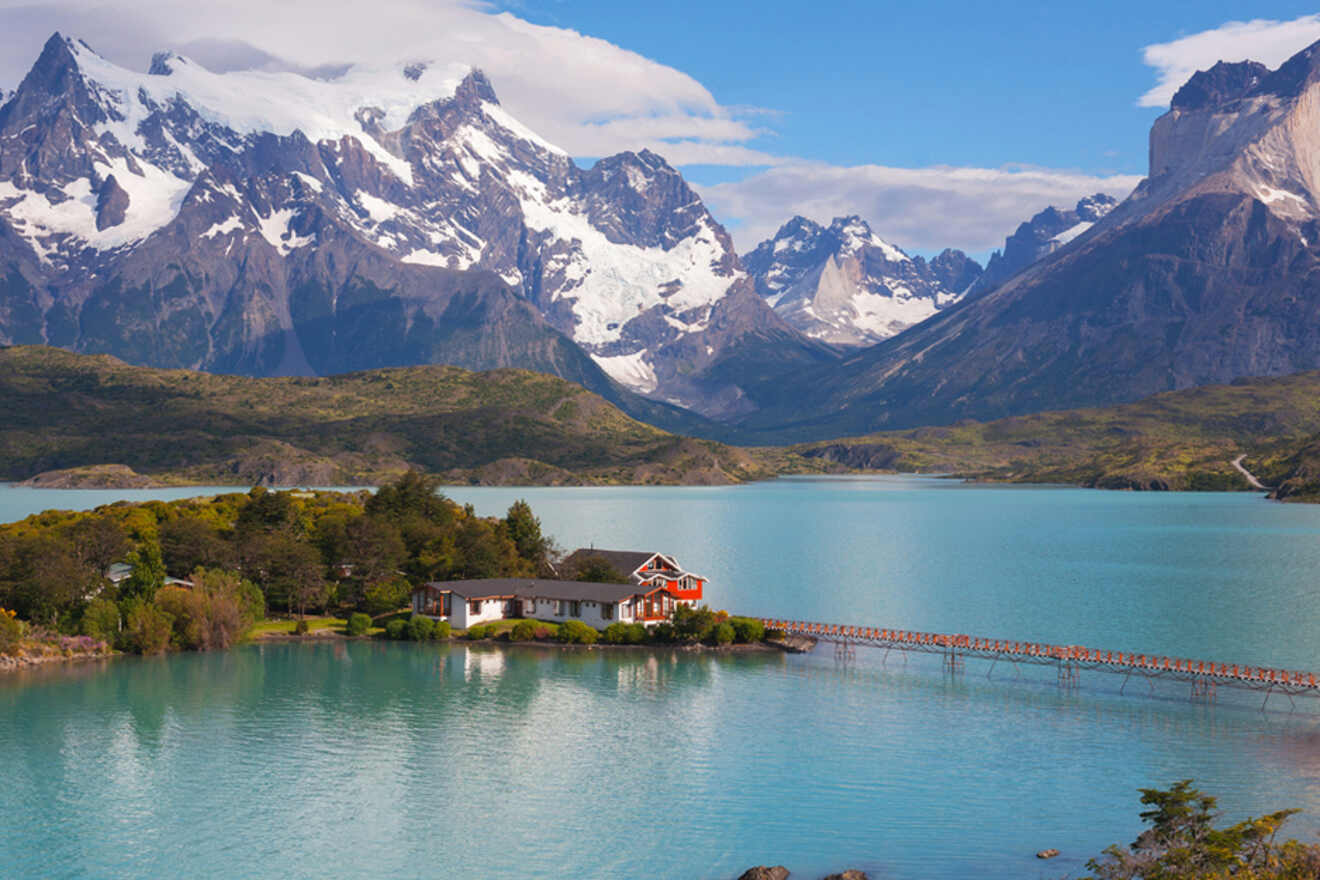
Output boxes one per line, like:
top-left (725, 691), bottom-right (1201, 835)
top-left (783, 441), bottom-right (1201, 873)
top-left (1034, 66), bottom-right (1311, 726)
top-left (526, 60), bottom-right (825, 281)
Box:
top-left (4, 477), bottom-right (1320, 878)
top-left (3, 641), bottom-right (1320, 880)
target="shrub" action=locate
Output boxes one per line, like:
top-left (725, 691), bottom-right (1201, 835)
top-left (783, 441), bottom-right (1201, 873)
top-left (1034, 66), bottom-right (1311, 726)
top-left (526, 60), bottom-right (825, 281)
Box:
top-left (466, 624), bottom-right (489, 640)
top-left (671, 604), bottom-right (717, 642)
top-left (406, 614), bottom-right (436, 641)
top-left (511, 620), bottom-right (537, 642)
top-left (124, 603), bottom-right (174, 655)
top-left (0, 608), bottom-right (23, 655)
top-left (712, 622), bottom-right (735, 645)
top-left (625, 623), bottom-right (647, 644)
top-left (601, 622), bottom-right (630, 644)
top-left (649, 622), bottom-right (676, 643)
top-left (729, 617), bottom-right (765, 644)
top-left (80, 598), bottom-right (120, 644)
top-left (346, 613), bottom-right (372, 636)
top-left (384, 618), bottom-right (407, 640)
top-left (361, 578), bottom-right (411, 616)
top-left (433, 621), bottom-right (452, 640)
top-left (532, 625), bottom-right (554, 641)
top-left (293, 618), bottom-right (310, 635)
top-left (556, 619), bottom-right (599, 645)
top-left (765, 628), bottom-right (786, 641)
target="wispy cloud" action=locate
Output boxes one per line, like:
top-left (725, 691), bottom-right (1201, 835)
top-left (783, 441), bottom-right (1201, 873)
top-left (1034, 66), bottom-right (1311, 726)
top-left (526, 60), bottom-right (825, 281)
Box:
top-left (1138, 14), bottom-right (1320, 107)
top-left (698, 163), bottom-right (1143, 255)
top-left (0, 0), bottom-right (770, 165)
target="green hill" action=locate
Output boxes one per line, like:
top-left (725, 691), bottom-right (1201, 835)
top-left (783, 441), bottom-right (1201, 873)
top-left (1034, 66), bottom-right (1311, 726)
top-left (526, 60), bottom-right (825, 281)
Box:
top-left (0, 346), bottom-right (816, 487)
top-left (792, 371), bottom-right (1320, 496)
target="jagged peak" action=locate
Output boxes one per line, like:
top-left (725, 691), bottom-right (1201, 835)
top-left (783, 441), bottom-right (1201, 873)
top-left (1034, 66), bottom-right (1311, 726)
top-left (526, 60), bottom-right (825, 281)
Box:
top-left (454, 68), bottom-right (499, 106)
top-left (1171, 60), bottom-right (1270, 111)
top-left (1260, 37), bottom-right (1320, 100)
top-left (148, 50), bottom-right (194, 77)
top-left (773, 215), bottom-right (824, 240)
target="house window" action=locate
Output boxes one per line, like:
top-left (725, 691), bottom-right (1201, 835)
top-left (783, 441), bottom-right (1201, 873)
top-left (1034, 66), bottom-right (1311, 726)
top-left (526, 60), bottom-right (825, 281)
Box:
top-left (570, 601), bottom-right (581, 617)
top-left (470, 600), bottom-right (482, 616)
top-left (556, 600), bottom-right (569, 617)
top-left (602, 604), bottom-right (614, 620)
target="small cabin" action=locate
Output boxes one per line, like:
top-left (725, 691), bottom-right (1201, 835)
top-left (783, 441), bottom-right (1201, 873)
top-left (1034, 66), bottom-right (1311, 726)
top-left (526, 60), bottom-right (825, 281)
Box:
top-left (411, 578), bottom-right (678, 629)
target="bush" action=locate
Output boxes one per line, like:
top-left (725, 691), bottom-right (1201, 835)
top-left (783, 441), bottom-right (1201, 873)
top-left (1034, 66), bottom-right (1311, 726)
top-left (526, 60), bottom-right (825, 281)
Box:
top-left (466, 624), bottom-right (490, 640)
top-left (729, 617), bottom-right (765, 644)
top-left (124, 603), bottom-right (174, 655)
top-left (649, 622), bottom-right (676, 643)
top-left (0, 608), bottom-right (23, 655)
top-left (433, 620), bottom-right (451, 640)
top-left (384, 618), bottom-right (407, 640)
top-left (601, 622), bottom-right (630, 644)
top-left (80, 598), bottom-right (120, 644)
top-left (511, 620), bottom-right (537, 642)
top-left (361, 578), bottom-right (411, 616)
top-left (406, 614), bottom-right (436, 641)
top-left (533, 625), bottom-right (554, 641)
top-left (346, 612), bottom-right (372, 636)
top-left (712, 622), bottom-right (735, 645)
top-left (293, 619), bottom-right (310, 636)
top-left (671, 604), bottom-right (717, 642)
top-left (556, 619), bottom-right (599, 645)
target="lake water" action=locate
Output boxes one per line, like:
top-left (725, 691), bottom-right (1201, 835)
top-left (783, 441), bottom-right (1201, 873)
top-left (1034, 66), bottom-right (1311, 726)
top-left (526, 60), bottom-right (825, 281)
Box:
top-left (3, 477), bottom-right (1320, 879)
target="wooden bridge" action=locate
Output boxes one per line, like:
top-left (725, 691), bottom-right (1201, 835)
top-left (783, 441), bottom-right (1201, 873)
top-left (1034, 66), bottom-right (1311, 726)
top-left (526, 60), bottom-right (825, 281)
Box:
top-left (758, 619), bottom-right (1320, 710)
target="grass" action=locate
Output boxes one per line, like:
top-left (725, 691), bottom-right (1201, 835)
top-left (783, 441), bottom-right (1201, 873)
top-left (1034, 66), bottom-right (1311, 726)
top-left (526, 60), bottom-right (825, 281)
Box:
top-left (790, 370), bottom-right (1320, 494)
top-left (0, 346), bottom-right (815, 487)
top-left (247, 617), bottom-right (349, 637)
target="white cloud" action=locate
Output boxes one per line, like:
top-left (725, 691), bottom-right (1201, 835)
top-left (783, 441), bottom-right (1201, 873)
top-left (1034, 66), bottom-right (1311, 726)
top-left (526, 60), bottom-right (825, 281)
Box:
top-left (698, 163), bottom-right (1143, 255)
top-left (0, 0), bottom-right (767, 164)
top-left (1139, 14), bottom-right (1320, 107)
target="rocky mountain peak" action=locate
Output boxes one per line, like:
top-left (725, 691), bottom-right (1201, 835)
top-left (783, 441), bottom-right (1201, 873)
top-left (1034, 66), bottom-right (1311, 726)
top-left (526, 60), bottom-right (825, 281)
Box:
top-left (968, 193), bottom-right (1118, 297)
top-left (1260, 38), bottom-right (1320, 100)
top-left (1171, 60), bottom-right (1270, 111)
top-left (452, 68), bottom-right (499, 107)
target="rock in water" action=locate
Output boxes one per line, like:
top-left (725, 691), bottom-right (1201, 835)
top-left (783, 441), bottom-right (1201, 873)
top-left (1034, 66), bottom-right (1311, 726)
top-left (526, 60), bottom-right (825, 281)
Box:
top-left (95, 174), bottom-right (129, 230)
top-left (822, 871), bottom-right (869, 880)
top-left (737, 868), bottom-right (789, 880)
top-left (1036, 848), bottom-right (1060, 859)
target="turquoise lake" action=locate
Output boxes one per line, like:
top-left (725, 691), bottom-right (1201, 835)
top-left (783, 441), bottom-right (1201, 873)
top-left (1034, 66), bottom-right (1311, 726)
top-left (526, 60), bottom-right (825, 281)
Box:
top-left (3, 477), bottom-right (1320, 879)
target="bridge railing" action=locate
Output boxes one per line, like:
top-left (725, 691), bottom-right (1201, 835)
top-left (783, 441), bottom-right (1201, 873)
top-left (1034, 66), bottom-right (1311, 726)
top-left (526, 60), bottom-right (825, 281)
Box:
top-left (757, 619), bottom-right (1319, 690)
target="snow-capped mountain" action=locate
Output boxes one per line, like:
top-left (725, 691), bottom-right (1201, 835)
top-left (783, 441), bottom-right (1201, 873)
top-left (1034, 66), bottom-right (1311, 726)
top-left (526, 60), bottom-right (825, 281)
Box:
top-left (733, 38), bottom-right (1320, 439)
top-left (968, 194), bottom-right (1117, 297)
top-left (0, 34), bottom-right (826, 417)
top-left (742, 216), bottom-right (981, 346)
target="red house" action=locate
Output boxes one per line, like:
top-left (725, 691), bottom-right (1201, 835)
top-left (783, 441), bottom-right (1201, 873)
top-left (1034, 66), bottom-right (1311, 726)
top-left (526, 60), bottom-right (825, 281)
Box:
top-left (559, 549), bottom-right (706, 605)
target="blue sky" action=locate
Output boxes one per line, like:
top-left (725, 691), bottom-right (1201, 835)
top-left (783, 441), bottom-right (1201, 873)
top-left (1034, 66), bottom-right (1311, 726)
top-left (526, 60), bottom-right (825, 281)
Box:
top-left (499, 0), bottom-right (1318, 176)
top-left (5, 1), bottom-right (1320, 256)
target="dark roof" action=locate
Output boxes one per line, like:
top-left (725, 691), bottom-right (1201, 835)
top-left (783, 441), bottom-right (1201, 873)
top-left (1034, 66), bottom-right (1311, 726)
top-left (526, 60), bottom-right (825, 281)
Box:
top-left (560, 548), bottom-right (660, 578)
top-left (417, 578), bottom-right (663, 604)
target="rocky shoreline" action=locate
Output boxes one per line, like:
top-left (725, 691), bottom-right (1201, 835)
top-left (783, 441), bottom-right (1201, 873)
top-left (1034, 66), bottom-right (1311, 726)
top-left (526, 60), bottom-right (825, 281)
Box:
top-left (738, 867), bottom-right (867, 880)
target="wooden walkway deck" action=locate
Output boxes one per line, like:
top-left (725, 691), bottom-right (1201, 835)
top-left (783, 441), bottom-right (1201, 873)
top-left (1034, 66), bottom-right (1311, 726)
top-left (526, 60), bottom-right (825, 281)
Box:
top-left (758, 619), bottom-right (1319, 709)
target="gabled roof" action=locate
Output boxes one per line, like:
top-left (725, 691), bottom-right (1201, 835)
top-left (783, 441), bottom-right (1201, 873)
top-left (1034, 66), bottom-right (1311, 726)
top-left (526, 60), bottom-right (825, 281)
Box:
top-left (417, 578), bottom-right (663, 604)
top-left (560, 549), bottom-right (661, 579)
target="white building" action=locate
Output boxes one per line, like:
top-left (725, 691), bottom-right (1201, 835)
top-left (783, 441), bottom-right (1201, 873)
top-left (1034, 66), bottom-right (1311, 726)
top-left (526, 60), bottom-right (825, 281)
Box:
top-left (411, 578), bottom-right (678, 630)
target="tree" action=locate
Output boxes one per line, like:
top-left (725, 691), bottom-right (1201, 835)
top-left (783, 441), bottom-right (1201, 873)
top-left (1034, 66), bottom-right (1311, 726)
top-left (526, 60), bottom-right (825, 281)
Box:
top-left (1083, 780), bottom-right (1320, 880)
top-left (123, 601), bottom-right (173, 655)
top-left (159, 516), bottom-right (233, 577)
top-left (120, 541), bottom-right (166, 602)
top-left (63, 517), bottom-right (130, 578)
top-left (505, 500), bottom-right (553, 573)
top-left (571, 554), bottom-right (630, 584)
top-left (247, 534), bottom-right (328, 618)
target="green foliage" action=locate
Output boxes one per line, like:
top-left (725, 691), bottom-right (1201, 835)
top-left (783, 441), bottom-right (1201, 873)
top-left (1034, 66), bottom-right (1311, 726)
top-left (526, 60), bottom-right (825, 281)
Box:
top-left (1082, 781), bottom-right (1320, 880)
top-left (406, 614), bottom-right (436, 641)
top-left (361, 577), bottom-right (410, 616)
top-left (668, 604), bottom-right (718, 642)
top-left (433, 620), bottom-right (451, 640)
top-left (729, 617), bottom-right (766, 644)
top-left (384, 618), bottom-right (407, 640)
top-left (123, 601), bottom-right (173, 654)
top-left (571, 554), bottom-right (631, 584)
top-left (505, 500), bottom-right (552, 574)
top-left (465, 624), bottom-right (491, 640)
top-left (121, 541), bottom-right (165, 601)
top-left (556, 620), bottom-right (599, 645)
top-left (601, 622), bottom-right (630, 644)
top-left (80, 597), bottom-right (120, 643)
top-left (510, 620), bottom-right (537, 642)
top-left (0, 608), bottom-right (23, 655)
top-left (712, 622), bottom-right (735, 645)
top-left (293, 618), bottom-right (309, 636)
top-left (0, 346), bottom-right (781, 488)
top-left (345, 612), bottom-right (372, 636)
